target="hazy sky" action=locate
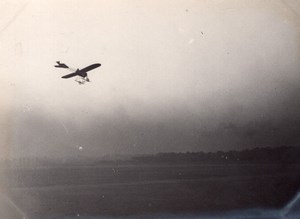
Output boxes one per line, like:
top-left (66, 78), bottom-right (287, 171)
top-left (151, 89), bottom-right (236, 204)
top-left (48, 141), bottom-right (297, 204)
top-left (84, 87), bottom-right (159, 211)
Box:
top-left (1, 0), bottom-right (300, 158)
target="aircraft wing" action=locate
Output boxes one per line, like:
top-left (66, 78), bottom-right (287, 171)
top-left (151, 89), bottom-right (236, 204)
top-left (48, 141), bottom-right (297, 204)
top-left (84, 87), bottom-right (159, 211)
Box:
top-left (61, 72), bottom-right (79, 79)
top-left (80, 63), bottom-right (101, 73)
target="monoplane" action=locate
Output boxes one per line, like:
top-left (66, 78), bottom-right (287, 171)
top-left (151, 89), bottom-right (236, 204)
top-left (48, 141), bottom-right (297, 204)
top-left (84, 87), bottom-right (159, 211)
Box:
top-left (55, 62), bottom-right (101, 84)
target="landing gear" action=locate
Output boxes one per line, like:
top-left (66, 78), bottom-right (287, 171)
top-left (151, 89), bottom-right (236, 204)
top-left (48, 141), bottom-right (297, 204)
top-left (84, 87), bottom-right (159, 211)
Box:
top-left (75, 76), bottom-right (90, 85)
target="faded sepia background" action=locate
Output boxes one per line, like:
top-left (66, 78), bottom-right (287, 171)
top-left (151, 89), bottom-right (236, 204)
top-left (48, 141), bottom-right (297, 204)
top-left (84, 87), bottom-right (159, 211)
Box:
top-left (1, 0), bottom-right (300, 159)
top-left (1, 1), bottom-right (300, 218)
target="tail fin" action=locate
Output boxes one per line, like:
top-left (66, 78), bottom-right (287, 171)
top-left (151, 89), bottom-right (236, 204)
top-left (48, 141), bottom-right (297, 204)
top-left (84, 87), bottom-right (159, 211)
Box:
top-left (54, 62), bottom-right (69, 68)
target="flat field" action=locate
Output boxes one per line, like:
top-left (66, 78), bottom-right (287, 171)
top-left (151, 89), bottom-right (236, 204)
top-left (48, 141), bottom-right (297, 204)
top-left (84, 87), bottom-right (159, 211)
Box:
top-left (1, 163), bottom-right (300, 218)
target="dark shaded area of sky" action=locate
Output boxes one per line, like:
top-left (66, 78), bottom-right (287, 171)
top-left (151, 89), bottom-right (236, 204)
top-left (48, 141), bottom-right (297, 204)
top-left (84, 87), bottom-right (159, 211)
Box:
top-left (13, 78), bottom-right (300, 158)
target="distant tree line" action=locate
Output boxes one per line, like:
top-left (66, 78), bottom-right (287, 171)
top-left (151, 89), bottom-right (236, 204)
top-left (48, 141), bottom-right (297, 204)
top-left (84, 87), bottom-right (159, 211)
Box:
top-left (0, 146), bottom-right (299, 168)
top-left (131, 146), bottom-right (300, 164)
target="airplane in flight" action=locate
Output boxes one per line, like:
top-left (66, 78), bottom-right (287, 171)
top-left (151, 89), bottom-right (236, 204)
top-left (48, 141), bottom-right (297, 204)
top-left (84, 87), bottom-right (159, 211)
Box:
top-left (55, 62), bottom-right (101, 84)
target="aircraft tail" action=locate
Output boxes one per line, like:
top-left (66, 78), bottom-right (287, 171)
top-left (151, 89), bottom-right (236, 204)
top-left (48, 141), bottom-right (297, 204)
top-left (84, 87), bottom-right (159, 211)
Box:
top-left (54, 61), bottom-right (69, 68)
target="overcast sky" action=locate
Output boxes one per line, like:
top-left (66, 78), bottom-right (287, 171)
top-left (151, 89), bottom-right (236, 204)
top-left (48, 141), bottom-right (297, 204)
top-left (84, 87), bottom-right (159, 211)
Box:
top-left (1, 0), bottom-right (300, 158)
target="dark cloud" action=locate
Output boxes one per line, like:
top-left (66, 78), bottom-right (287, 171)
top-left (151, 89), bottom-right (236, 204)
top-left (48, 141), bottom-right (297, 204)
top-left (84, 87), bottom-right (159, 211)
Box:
top-left (13, 79), bottom-right (300, 158)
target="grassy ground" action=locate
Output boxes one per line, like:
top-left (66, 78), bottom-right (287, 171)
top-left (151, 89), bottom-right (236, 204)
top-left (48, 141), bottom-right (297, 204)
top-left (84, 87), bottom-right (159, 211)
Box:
top-left (1, 163), bottom-right (300, 218)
